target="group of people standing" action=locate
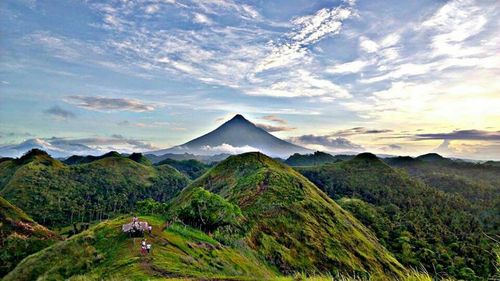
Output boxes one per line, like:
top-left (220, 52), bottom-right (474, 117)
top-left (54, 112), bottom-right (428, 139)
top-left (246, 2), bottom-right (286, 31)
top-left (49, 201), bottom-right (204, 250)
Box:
top-left (131, 216), bottom-right (153, 255)
top-left (141, 238), bottom-right (152, 255)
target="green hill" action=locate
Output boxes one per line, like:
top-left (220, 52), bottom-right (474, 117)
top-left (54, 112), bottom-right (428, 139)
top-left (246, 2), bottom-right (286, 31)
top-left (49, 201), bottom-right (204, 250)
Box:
top-left (169, 152), bottom-right (404, 278)
top-left (284, 151), bottom-right (341, 166)
top-left (3, 152), bottom-right (405, 280)
top-left (0, 149), bottom-right (190, 226)
top-left (3, 215), bottom-right (279, 281)
top-left (0, 196), bottom-right (60, 276)
top-left (156, 158), bottom-right (211, 180)
top-left (298, 153), bottom-right (497, 280)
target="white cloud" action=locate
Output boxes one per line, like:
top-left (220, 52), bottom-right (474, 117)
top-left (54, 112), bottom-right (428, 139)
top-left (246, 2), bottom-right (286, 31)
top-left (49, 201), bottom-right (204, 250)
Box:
top-left (200, 143), bottom-right (258, 154)
top-left (193, 13), bottom-right (213, 25)
top-left (65, 96), bottom-right (157, 112)
top-left (326, 60), bottom-right (370, 74)
top-left (359, 36), bottom-right (379, 53)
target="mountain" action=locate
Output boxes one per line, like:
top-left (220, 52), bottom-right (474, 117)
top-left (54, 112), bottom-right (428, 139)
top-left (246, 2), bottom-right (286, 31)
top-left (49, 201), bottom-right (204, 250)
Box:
top-left (297, 153), bottom-right (497, 280)
top-left (151, 114), bottom-right (312, 158)
top-left (169, 152), bottom-right (404, 277)
top-left (0, 149), bottom-right (189, 226)
top-left (0, 196), bottom-right (60, 276)
top-left (0, 138), bottom-right (94, 158)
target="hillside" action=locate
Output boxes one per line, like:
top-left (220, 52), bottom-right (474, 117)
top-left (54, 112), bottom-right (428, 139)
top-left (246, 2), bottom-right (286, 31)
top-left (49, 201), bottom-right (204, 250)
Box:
top-left (4, 152), bottom-right (405, 280)
top-left (3, 215), bottom-right (280, 280)
top-left (0, 196), bottom-right (60, 276)
top-left (169, 152), bottom-right (404, 278)
top-left (298, 153), bottom-right (497, 280)
top-left (0, 149), bottom-right (189, 226)
top-left (385, 154), bottom-right (500, 232)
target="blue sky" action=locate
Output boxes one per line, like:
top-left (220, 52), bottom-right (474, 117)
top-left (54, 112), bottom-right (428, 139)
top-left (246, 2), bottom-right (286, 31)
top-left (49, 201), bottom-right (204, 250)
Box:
top-left (1, 0), bottom-right (499, 159)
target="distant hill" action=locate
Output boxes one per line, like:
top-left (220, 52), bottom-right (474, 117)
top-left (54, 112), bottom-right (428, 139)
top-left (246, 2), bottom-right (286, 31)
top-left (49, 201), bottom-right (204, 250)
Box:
top-left (285, 151), bottom-right (338, 166)
top-left (169, 152), bottom-right (404, 277)
top-left (145, 152), bottom-right (230, 164)
top-left (0, 149), bottom-right (189, 226)
top-left (0, 196), bottom-right (60, 276)
top-left (150, 114), bottom-right (312, 158)
top-left (156, 158), bottom-right (211, 179)
top-left (297, 153), bottom-right (497, 280)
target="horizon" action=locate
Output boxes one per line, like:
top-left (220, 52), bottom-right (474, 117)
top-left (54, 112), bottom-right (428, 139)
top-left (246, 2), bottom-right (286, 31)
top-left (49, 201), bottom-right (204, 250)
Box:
top-left (1, 0), bottom-right (500, 160)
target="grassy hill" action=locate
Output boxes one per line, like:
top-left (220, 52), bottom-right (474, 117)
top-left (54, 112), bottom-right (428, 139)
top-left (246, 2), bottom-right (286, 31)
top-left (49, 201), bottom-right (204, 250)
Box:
top-left (169, 152), bottom-right (405, 278)
top-left (298, 153), bottom-right (497, 280)
top-left (0, 149), bottom-right (190, 226)
top-left (3, 152), bottom-right (407, 280)
top-left (0, 196), bottom-right (60, 276)
top-left (3, 215), bottom-right (279, 281)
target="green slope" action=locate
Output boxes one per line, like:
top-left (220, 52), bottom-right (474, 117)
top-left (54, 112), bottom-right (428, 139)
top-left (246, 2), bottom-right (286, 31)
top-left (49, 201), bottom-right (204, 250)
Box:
top-left (298, 153), bottom-right (497, 280)
top-left (3, 215), bottom-right (277, 281)
top-left (0, 149), bottom-right (190, 226)
top-left (170, 152), bottom-right (404, 278)
top-left (0, 196), bottom-right (60, 276)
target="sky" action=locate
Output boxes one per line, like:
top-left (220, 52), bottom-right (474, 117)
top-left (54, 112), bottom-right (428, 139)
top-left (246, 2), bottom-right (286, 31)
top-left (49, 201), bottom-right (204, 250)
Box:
top-left (0, 0), bottom-right (499, 160)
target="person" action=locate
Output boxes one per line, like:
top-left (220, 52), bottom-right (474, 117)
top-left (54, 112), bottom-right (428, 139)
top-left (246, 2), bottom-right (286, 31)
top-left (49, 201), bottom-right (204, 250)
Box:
top-left (148, 225), bottom-right (152, 235)
top-left (133, 216), bottom-right (138, 223)
top-left (146, 243), bottom-right (151, 254)
top-left (141, 238), bottom-right (146, 248)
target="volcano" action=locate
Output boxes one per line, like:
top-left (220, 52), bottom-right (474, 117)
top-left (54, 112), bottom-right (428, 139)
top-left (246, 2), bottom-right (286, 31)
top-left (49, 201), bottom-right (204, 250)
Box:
top-left (151, 114), bottom-right (311, 158)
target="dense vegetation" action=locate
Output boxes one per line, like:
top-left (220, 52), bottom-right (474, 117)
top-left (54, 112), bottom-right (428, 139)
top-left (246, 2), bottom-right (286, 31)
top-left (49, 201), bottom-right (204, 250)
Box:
top-left (285, 151), bottom-right (344, 166)
top-left (298, 153), bottom-right (497, 280)
top-left (0, 149), bottom-right (189, 226)
top-left (0, 196), bottom-right (60, 276)
top-left (385, 154), bottom-right (500, 233)
top-left (156, 158), bottom-right (211, 179)
top-left (169, 152), bottom-right (405, 278)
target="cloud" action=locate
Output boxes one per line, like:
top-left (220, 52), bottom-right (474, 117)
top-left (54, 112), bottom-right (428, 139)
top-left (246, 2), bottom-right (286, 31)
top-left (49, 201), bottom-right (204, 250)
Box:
top-left (145, 4), bottom-right (160, 14)
top-left (66, 96), bottom-right (157, 112)
top-left (431, 139), bottom-right (500, 160)
top-left (0, 136), bottom-right (158, 158)
top-left (415, 129), bottom-right (500, 141)
top-left (256, 123), bottom-right (296, 132)
top-left (326, 60), bottom-right (371, 74)
top-left (332, 127), bottom-right (392, 137)
top-left (255, 6), bottom-right (353, 73)
top-left (193, 13), bottom-right (213, 25)
top-left (288, 135), bottom-right (363, 152)
top-left (262, 115), bottom-right (287, 125)
top-left (44, 105), bottom-right (76, 120)
top-left (200, 143), bottom-right (258, 154)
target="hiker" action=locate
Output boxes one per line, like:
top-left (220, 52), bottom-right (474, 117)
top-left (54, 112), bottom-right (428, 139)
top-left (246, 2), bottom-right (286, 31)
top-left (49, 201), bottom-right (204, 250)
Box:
top-left (148, 225), bottom-right (152, 235)
top-left (132, 216), bottom-right (138, 223)
top-left (146, 243), bottom-right (152, 254)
